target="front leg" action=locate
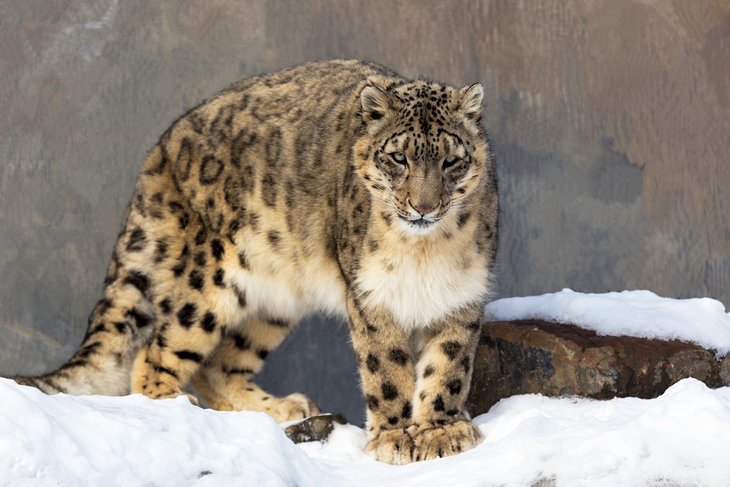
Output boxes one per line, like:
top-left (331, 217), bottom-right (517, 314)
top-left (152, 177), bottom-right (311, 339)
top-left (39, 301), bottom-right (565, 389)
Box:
top-left (346, 294), bottom-right (417, 464)
top-left (409, 307), bottom-right (484, 461)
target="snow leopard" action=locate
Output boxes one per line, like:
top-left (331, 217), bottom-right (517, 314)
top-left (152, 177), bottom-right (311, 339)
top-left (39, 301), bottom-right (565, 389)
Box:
top-left (13, 60), bottom-right (498, 464)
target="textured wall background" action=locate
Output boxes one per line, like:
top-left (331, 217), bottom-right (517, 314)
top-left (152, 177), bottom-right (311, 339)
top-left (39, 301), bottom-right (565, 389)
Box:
top-left (1, 0), bottom-right (728, 425)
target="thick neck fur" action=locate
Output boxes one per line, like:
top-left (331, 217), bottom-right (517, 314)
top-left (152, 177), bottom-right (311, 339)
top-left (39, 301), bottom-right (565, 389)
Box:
top-left (336, 163), bottom-right (491, 330)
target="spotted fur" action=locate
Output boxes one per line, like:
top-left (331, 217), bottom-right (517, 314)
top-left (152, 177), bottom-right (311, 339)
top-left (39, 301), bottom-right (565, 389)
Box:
top-left (13, 60), bottom-right (498, 464)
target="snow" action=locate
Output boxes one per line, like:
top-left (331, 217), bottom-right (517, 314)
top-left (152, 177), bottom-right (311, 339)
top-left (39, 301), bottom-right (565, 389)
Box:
top-left (4, 289), bottom-right (730, 485)
top-left (486, 289), bottom-right (730, 355)
top-left (3, 377), bottom-right (730, 486)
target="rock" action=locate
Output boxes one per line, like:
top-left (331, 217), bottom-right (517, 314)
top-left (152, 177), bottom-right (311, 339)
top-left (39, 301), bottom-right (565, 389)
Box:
top-left (284, 413), bottom-right (348, 444)
top-left (467, 320), bottom-right (730, 416)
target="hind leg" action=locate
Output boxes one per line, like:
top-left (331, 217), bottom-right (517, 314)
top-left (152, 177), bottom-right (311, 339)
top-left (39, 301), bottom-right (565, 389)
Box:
top-left (130, 281), bottom-right (231, 400)
top-left (129, 232), bottom-right (240, 400)
top-left (191, 316), bottom-right (319, 422)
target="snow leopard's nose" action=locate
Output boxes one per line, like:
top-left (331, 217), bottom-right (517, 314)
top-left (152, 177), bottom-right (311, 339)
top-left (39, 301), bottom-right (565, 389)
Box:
top-left (409, 199), bottom-right (437, 216)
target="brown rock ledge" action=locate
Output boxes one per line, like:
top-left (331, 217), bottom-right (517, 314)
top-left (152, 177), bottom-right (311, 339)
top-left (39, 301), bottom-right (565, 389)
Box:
top-left (467, 320), bottom-right (730, 416)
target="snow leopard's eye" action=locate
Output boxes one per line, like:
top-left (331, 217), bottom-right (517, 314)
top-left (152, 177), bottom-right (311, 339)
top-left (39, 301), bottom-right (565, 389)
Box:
top-left (443, 155), bottom-right (461, 170)
top-left (389, 152), bottom-right (407, 166)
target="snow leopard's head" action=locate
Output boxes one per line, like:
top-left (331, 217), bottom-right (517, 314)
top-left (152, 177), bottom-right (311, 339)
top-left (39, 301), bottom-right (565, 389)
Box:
top-left (354, 79), bottom-right (490, 235)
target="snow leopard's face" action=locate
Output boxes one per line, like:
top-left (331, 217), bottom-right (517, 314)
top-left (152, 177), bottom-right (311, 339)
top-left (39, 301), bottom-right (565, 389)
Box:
top-left (354, 80), bottom-right (488, 235)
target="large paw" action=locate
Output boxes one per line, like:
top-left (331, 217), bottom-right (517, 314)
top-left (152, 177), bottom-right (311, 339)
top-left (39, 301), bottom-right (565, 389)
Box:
top-left (365, 428), bottom-right (416, 465)
top-left (133, 372), bottom-right (193, 403)
top-left (143, 384), bottom-right (199, 405)
top-left (407, 420), bottom-right (483, 461)
top-left (264, 393), bottom-right (320, 423)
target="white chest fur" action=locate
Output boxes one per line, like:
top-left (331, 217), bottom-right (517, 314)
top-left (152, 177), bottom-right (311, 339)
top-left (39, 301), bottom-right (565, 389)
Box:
top-left (354, 236), bottom-right (490, 330)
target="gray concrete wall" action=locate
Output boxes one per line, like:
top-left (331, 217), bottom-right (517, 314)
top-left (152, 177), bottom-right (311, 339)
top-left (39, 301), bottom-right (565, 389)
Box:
top-left (1, 0), bottom-right (729, 425)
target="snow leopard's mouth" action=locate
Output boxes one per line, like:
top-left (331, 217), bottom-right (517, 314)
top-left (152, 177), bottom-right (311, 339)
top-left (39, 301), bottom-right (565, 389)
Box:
top-left (398, 215), bottom-right (439, 234)
top-left (407, 218), bottom-right (433, 226)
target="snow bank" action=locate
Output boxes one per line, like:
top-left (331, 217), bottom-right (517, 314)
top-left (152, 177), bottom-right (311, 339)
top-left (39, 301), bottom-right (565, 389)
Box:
top-left (486, 289), bottom-right (730, 355)
top-left (0, 379), bottom-right (322, 486)
top-left (3, 377), bottom-right (730, 486)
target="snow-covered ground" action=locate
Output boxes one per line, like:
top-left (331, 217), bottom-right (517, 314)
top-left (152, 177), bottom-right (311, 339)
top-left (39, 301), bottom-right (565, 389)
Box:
top-left (3, 290), bottom-right (730, 486)
top-left (3, 378), bottom-right (730, 486)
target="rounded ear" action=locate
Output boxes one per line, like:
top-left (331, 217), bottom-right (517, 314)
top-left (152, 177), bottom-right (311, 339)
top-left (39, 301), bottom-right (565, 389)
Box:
top-left (457, 83), bottom-right (484, 117)
top-left (360, 84), bottom-right (392, 123)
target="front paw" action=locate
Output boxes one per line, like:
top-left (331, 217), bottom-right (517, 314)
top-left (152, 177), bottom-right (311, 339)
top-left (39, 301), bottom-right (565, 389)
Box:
top-left (365, 428), bottom-right (416, 465)
top-left (407, 420), bottom-right (483, 461)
